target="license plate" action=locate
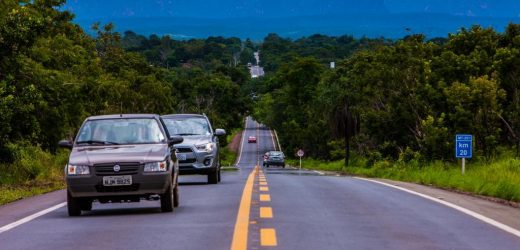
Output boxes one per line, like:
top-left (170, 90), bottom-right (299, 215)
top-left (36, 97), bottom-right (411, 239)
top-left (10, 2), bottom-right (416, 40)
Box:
top-left (103, 175), bottom-right (132, 186)
top-left (177, 153), bottom-right (187, 161)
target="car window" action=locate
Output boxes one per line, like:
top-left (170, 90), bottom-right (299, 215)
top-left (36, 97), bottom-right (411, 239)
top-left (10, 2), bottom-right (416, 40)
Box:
top-left (270, 152), bottom-right (283, 157)
top-left (76, 118), bottom-right (165, 145)
top-left (163, 117), bottom-right (211, 136)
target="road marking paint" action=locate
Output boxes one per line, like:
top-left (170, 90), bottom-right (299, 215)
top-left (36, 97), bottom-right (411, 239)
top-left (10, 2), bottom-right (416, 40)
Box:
top-left (234, 119), bottom-right (247, 166)
top-left (260, 194), bottom-right (271, 202)
top-left (259, 186), bottom-right (269, 191)
top-left (313, 170), bottom-right (325, 175)
top-left (268, 130), bottom-right (277, 151)
top-left (259, 181), bottom-right (268, 186)
top-left (260, 207), bottom-right (273, 218)
top-left (273, 130), bottom-right (282, 151)
top-left (260, 228), bottom-right (278, 246)
top-left (231, 167), bottom-right (257, 250)
top-left (250, 221), bottom-right (257, 224)
top-left (0, 202), bottom-right (66, 234)
top-left (259, 177), bottom-right (267, 181)
top-left (354, 177), bottom-right (520, 238)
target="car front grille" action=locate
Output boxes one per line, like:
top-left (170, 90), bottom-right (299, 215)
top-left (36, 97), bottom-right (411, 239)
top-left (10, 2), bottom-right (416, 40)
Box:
top-left (94, 162), bottom-right (141, 176)
top-left (176, 147), bottom-right (193, 153)
top-left (95, 184), bottom-right (140, 193)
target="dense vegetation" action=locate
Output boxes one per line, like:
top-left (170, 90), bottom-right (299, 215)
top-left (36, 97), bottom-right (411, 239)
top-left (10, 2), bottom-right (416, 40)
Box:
top-left (1, 0), bottom-right (519, 203)
top-left (0, 0), bottom-right (251, 201)
top-left (254, 24), bottom-right (520, 165)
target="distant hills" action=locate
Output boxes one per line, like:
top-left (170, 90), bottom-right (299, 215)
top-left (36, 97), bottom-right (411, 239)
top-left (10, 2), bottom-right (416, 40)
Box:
top-left (63, 0), bottom-right (520, 39)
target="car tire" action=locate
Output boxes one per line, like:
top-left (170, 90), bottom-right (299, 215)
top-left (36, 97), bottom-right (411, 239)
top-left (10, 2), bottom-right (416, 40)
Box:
top-left (217, 168), bottom-right (221, 182)
top-left (80, 199), bottom-right (92, 211)
top-left (67, 191), bottom-right (82, 216)
top-left (173, 182), bottom-right (179, 208)
top-left (282, 164), bottom-right (285, 168)
top-left (161, 181), bottom-right (174, 212)
top-left (208, 170), bottom-right (218, 184)
top-left (266, 164), bottom-right (269, 168)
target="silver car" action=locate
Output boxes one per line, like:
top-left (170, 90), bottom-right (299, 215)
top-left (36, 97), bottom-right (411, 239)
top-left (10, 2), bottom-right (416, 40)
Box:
top-left (162, 114), bottom-right (226, 184)
top-left (263, 151), bottom-right (286, 168)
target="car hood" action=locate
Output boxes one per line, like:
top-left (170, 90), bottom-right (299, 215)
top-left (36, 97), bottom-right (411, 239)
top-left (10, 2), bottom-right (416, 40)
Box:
top-left (174, 135), bottom-right (212, 147)
top-left (69, 144), bottom-right (168, 165)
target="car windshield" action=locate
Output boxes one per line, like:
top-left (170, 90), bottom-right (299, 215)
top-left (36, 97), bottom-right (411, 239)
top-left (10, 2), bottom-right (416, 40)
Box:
top-left (163, 117), bottom-right (211, 136)
top-left (76, 118), bottom-right (165, 145)
top-left (270, 152), bottom-right (283, 157)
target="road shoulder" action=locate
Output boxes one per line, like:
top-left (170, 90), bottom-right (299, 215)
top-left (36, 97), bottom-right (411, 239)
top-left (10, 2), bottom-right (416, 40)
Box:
top-left (369, 178), bottom-right (520, 231)
top-left (0, 189), bottom-right (65, 228)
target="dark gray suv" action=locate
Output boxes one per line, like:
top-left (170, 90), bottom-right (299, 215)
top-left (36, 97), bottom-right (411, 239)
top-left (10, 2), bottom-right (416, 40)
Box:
top-left (162, 114), bottom-right (226, 184)
top-left (58, 114), bottom-right (183, 216)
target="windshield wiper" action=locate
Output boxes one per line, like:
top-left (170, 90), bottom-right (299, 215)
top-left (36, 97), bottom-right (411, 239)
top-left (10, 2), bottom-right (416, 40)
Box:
top-left (76, 140), bottom-right (120, 145)
top-left (176, 133), bottom-right (199, 136)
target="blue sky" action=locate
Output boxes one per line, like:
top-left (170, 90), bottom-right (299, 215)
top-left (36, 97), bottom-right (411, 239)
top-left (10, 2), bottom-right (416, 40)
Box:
top-left (63, 1), bottom-right (520, 39)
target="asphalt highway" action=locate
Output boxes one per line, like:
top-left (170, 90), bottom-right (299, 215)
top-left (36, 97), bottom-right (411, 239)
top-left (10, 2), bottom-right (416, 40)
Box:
top-left (0, 117), bottom-right (519, 249)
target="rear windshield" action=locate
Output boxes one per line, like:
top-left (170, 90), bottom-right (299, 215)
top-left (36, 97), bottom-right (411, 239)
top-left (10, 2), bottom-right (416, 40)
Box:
top-left (76, 118), bottom-right (165, 145)
top-left (163, 117), bottom-right (211, 136)
top-left (270, 152), bottom-right (283, 156)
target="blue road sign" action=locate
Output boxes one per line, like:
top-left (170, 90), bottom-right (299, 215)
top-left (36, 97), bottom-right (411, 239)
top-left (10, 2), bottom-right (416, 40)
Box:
top-left (455, 134), bottom-right (472, 158)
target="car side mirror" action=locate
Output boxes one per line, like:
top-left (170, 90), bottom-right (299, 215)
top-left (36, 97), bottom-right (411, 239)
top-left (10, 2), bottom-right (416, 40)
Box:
top-left (214, 129), bottom-right (226, 136)
top-left (169, 136), bottom-right (184, 146)
top-left (58, 139), bottom-right (73, 149)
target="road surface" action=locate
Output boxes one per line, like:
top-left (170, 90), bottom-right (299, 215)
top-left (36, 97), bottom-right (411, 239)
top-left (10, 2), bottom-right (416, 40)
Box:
top-left (0, 117), bottom-right (519, 249)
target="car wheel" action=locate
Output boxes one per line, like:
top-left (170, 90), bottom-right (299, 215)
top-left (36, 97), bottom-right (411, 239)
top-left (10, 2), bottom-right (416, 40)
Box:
top-left (80, 199), bottom-right (92, 211)
top-left (161, 181), bottom-right (174, 212)
top-left (208, 170), bottom-right (218, 184)
top-left (217, 168), bottom-right (222, 182)
top-left (266, 164), bottom-right (269, 168)
top-left (282, 164), bottom-right (285, 168)
top-left (173, 181), bottom-right (180, 208)
top-left (67, 191), bottom-right (82, 216)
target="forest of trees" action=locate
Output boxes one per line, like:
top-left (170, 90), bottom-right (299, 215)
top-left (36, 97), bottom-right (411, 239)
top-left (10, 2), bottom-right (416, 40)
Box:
top-left (0, 0), bottom-right (251, 167)
top-left (253, 24), bottom-right (520, 166)
top-left (2, 0), bottom-right (520, 178)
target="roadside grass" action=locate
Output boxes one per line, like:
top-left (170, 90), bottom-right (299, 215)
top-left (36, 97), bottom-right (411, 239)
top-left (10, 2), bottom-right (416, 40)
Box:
top-left (0, 143), bottom-right (68, 206)
top-left (220, 129), bottom-right (241, 168)
top-left (289, 153), bottom-right (520, 202)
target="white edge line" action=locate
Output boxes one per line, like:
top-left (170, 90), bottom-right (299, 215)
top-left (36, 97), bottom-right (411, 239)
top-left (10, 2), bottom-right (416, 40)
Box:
top-left (353, 177), bottom-right (520, 238)
top-left (234, 118), bottom-right (247, 167)
top-left (274, 130), bottom-right (282, 151)
top-left (0, 202), bottom-right (66, 234)
top-left (269, 129), bottom-right (277, 151)
top-left (313, 170), bottom-right (325, 175)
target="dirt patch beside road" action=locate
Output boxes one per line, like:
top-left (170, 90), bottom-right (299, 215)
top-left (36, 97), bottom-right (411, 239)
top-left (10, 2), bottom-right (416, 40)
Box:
top-left (228, 130), bottom-right (243, 152)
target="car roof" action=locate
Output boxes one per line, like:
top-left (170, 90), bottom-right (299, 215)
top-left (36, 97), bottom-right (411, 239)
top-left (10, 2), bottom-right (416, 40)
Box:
top-left (85, 114), bottom-right (161, 120)
top-left (162, 114), bottom-right (206, 119)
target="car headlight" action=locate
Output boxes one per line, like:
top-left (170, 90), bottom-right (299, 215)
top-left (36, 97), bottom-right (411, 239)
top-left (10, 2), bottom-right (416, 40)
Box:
top-left (67, 164), bottom-right (90, 175)
top-left (195, 143), bottom-right (215, 153)
top-left (144, 160), bottom-right (168, 172)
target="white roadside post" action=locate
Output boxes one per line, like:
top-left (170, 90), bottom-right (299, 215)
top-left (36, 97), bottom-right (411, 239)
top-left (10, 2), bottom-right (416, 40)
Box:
top-left (297, 149), bottom-right (304, 171)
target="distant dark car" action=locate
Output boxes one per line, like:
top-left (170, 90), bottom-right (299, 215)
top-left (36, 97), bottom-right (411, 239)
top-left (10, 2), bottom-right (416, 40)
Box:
top-left (59, 114), bottom-right (183, 216)
top-left (263, 151), bottom-right (285, 168)
top-left (161, 114), bottom-right (226, 184)
top-left (248, 136), bottom-right (257, 143)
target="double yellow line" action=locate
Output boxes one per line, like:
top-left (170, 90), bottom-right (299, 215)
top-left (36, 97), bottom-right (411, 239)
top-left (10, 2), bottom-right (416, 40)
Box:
top-left (231, 166), bottom-right (277, 249)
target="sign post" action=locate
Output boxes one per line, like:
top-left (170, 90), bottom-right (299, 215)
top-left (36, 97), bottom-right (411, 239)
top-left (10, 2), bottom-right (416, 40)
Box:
top-left (297, 149), bottom-right (304, 171)
top-left (455, 134), bottom-right (473, 175)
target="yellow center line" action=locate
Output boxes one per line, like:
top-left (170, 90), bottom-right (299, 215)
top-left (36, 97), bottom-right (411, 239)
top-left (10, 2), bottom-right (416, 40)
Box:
top-left (230, 166), bottom-right (257, 250)
top-left (260, 207), bottom-right (273, 218)
top-left (260, 228), bottom-right (278, 246)
top-left (259, 186), bottom-right (269, 191)
top-left (259, 181), bottom-right (268, 186)
top-left (260, 194), bottom-right (271, 202)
